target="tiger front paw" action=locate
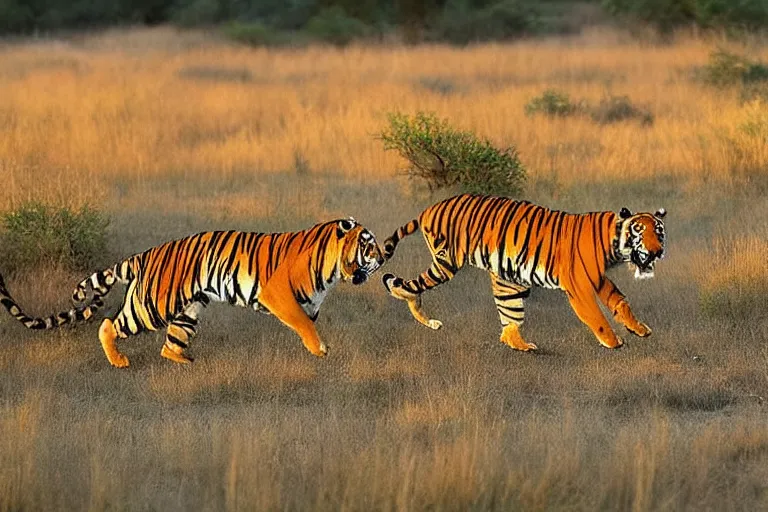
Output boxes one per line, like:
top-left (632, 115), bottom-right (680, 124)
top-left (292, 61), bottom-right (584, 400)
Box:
top-left (308, 342), bottom-right (327, 358)
top-left (627, 322), bottom-right (652, 337)
top-left (599, 336), bottom-right (624, 349)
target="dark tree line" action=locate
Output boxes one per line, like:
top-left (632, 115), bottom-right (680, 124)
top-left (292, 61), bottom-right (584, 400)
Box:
top-left (1, 0), bottom-right (766, 39)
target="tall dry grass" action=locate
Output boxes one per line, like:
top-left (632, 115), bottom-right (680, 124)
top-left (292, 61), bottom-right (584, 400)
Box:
top-left (2, 27), bottom-right (768, 211)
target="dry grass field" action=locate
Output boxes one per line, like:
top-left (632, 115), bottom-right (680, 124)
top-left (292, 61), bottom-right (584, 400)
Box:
top-left (1, 27), bottom-right (768, 510)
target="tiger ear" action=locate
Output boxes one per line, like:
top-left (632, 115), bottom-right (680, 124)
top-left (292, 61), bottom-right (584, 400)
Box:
top-left (619, 207), bottom-right (633, 219)
top-left (655, 208), bottom-right (666, 219)
top-left (336, 218), bottom-right (356, 237)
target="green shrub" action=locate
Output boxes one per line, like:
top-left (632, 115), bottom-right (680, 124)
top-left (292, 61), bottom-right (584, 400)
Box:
top-left (305, 6), bottom-right (371, 46)
top-left (589, 94), bottom-right (654, 125)
top-left (525, 89), bottom-right (582, 118)
top-left (526, 89), bottom-right (653, 125)
top-left (431, 0), bottom-right (537, 45)
top-left (696, 50), bottom-right (768, 88)
top-left (378, 112), bottom-right (526, 196)
top-left (0, 202), bottom-right (109, 274)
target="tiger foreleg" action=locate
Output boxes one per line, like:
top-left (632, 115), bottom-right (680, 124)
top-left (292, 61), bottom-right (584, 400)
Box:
top-left (614, 301), bottom-right (651, 337)
top-left (259, 274), bottom-right (327, 357)
top-left (596, 278), bottom-right (651, 337)
top-left (382, 273), bottom-right (442, 330)
top-left (565, 288), bottom-right (623, 349)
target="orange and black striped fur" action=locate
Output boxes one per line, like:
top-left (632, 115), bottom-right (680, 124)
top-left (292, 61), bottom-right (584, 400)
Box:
top-left (382, 194), bottom-right (666, 351)
top-left (1, 219), bottom-right (384, 367)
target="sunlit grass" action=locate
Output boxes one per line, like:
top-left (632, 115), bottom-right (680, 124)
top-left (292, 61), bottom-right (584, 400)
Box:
top-left (2, 28), bottom-right (768, 211)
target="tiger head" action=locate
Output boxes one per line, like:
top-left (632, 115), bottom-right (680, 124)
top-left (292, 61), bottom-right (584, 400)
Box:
top-left (616, 208), bottom-right (667, 279)
top-left (336, 218), bottom-right (385, 285)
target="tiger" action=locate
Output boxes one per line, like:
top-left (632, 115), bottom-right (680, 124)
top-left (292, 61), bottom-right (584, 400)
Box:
top-left (0, 218), bottom-right (384, 367)
top-left (381, 194), bottom-right (666, 351)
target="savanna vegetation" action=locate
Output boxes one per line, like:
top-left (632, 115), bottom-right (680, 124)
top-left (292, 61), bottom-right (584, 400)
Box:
top-left (1, 25), bottom-right (767, 510)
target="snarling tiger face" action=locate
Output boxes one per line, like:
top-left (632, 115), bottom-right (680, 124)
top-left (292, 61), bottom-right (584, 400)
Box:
top-left (337, 218), bottom-right (385, 285)
top-left (617, 208), bottom-right (667, 279)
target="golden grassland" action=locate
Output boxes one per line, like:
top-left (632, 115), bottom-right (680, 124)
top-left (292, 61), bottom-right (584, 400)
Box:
top-left (1, 27), bottom-right (768, 510)
top-left (2, 26), bottom-right (768, 209)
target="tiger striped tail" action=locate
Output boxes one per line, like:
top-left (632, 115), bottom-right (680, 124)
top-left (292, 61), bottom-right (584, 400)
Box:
top-left (383, 219), bottom-right (420, 261)
top-left (0, 263), bottom-right (127, 331)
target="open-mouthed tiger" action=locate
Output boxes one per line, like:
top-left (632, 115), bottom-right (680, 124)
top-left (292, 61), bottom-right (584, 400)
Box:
top-left (0, 218), bottom-right (384, 367)
top-left (381, 194), bottom-right (666, 351)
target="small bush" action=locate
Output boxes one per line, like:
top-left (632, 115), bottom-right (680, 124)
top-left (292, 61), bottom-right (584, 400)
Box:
top-left (305, 6), bottom-right (371, 46)
top-left (378, 112), bottom-right (526, 196)
top-left (590, 94), bottom-right (654, 125)
top-left (526, 89), bottom-right (653, 125)
top-left (0, 202), bottom-right (109, 274)
top-left (525, 89), bottom-right (581, 118)
top-left (697, 50), bottom-right (768, 88)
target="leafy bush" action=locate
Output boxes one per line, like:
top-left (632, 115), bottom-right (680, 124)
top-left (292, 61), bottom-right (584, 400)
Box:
top-left (431, 0), bottom-right (537, 45)
top-left (590, 94), bottom-right (654, 125)
top-left (378, 112), bottom-right (526, 196)
top-left (526, 89), bottom-right (653, 125)
top-left (305, 6), bottom-right (371, 46)
top-left (525, 89), bottom-right (582, 118)
top-left (0, 202), bottom-right (109, 274)
top-left (696, 50), bottom-right (768, 88)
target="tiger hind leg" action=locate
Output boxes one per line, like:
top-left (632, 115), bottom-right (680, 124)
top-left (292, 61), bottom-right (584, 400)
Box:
top-left (161, 303), bottom-right (202, 364)
top-left (99, 318), bottom-right (130, 368)
top-left (490, 274), bottom-right (537, 351)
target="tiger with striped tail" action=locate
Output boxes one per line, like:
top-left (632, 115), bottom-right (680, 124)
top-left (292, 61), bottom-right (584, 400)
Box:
top-left (1, 218), bottom-right (384, 367)
top-left (381, 194), bottom-right (666, 351)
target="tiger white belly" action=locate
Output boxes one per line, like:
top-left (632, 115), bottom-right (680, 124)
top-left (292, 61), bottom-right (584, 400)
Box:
top-left (472, 248), bottom-right (560, 289)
